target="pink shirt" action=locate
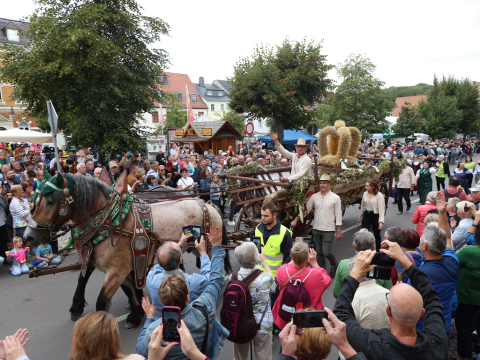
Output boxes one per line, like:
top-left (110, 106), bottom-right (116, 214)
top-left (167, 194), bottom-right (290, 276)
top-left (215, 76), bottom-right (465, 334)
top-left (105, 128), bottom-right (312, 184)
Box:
top-left (273, 263), bottom-right (331, 329)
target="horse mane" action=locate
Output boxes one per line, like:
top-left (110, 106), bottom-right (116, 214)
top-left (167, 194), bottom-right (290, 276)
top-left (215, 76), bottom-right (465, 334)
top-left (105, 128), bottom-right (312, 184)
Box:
top-left (71, 174), bottom-right (113, 221)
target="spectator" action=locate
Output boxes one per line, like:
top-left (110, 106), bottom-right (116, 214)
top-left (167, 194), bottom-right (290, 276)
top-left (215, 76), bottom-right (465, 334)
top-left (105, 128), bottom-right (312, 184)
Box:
top-left (155, 149), bottom-right (165, 166)
top-left (192, 159), bottom-right (207, 183)
top-left (334, 242), bottom-right (449, 360)
top-left (446, 196), bottom-right (461, 227)
top-left (395, 163), bottom-right (416, 215)
top-left (293, 311), bottom-right (332, 359)
top-left (357, 180), bottom-right (385, 250)
top-left (333, 229), bottom-right (392, 298)
top-left (93, 167), bottom-right (102, 178)
top-left (146, 232), bottom-right (210, 318)
top-left (440, 175), bottom-right (468, 202)
top-left (130, 170), bottom-right (147, 193)
top-left (209, 174), bottom-right (221, 209)
top-left (76, 163), bottom-right (87, 176)
top-left (230, 242), bottom-right (276, 360)
top-left (272, 242), bottom-right (331, 330)
top-left (7, 237), bottom-right (29, 276)
top-left (9, 184), bottom-right (30, 242)
top-left (198, 168), bottom-right (211, 202)
top-left (450, 201), bottom-right (474, 251)
top-left (143, 160), bottom-right (151, 173)
top-left (177, 168), bottom-right (194, 190)
top-left (146, 175), bottom-right (156, 189)
top-left (0, 328), bottom-right (29, 360)
top-left (70, 311), bottom-right (143, 360)
top-left (187, 156), bottom-right (196, 176)
top-left (411, 191), bottom-right (437, 236)
top-left (136, 227), bottom-right (229, 360)
top-left (33, 237), bottom-right (62, 268)
top-left (85, 159), bottom-right (95, 177)
top-left (454, 162), bottom-right (471, 195)
top-left (402, 229), bottom-right (423, 268)
top-left (464, 155), bottom-right (475, 188)
top-left (146, 161), bottom-right (160, 184)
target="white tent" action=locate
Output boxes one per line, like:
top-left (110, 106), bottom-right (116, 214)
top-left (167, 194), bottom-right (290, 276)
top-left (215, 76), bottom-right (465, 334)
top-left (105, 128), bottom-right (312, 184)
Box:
top-left (0, 128), bottom-right (53, 143)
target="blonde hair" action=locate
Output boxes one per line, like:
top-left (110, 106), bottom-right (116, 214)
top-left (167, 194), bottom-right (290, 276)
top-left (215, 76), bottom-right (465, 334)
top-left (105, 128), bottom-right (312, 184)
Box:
top-left (134, 169), bottom-right (145, 179)
top-left (290, 241), bottom-right (309, 267)
top-left (159, 273), bottom-right (189, 310)
top-left (70, 311), bottom-right (124, 360)
top-left (13, 236), bottom-right (23, 246)
top-left (0, 149), bottom-right (5, 155)
top-left (10, 185), bottom-right (23, 194)
top-left (295, 309), bottom-right (332, 359)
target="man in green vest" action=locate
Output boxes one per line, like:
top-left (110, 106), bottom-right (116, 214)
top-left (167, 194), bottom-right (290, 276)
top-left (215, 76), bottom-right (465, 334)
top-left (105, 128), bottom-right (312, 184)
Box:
top-left (255, 203), bottom-right (293, 276)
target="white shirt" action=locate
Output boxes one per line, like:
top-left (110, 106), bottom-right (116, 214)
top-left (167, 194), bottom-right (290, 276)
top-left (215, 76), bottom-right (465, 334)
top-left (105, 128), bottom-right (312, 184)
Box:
top-left (177, 176), bottom-right (194, 189)
top-left (396, 166), bottom-right (416, 188)
top-left (146, 169), bottom-right (159, 183)
top-left (276, 143), bottom-right (312, 182)
top-left (169, 148), bottom-right (177, 157)
top-left (306, 190), bottom-right (342, 231)
top-left (49, 158), bottom-right (58, 169)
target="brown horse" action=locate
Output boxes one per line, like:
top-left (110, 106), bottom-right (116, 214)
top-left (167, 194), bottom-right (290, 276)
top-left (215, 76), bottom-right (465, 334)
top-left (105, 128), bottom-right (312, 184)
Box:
top-left (24, 172), bottom-right (230, 329)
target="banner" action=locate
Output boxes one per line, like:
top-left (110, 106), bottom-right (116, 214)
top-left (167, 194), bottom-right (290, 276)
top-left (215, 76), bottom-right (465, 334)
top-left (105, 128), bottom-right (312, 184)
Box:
top-left (186, 85), bottom-right (194, 122)
top-left (160, 103), bottom-right (165, 126)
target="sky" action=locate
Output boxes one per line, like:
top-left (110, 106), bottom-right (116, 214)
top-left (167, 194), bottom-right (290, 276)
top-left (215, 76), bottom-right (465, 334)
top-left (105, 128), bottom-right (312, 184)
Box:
top-left (3, 0), bottom-right (480, 88)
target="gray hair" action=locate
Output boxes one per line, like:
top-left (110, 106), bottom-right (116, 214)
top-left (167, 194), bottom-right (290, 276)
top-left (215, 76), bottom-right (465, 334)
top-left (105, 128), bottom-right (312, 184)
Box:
top-left (447, 197), bottom-right (461, 213)
top-left (421, 224), bottom-right (447, 255)
top-left (384, 226), bottom-right (405, 247)
top-left (71, 173), bottom-right (113, 221)
top-left (151, 161), bottom-right (159, 167)
top-left (347, 255), bottom-right (369, 282)
top-left (85, 159), bottom-right (94, 166)
top-left (424, 213), bottom-right (439, 225)
top-left (426, 191), bottom-right (438, 204)
top-left (235, 242), bottom-right (259, 269)
top-left (76, 163), bottom-right (85, 171)
top-left (353, 228), bottom-right (375, 251)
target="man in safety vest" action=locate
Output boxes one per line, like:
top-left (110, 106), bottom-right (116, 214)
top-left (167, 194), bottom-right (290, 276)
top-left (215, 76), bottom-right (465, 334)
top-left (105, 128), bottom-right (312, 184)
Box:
top-left (255, 203), bottom-right (293, 276)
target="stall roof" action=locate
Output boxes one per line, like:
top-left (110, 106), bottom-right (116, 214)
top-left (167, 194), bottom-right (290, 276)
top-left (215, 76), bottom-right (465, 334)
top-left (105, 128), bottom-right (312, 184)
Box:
top-left (171, 120), bottom-right (241, 142)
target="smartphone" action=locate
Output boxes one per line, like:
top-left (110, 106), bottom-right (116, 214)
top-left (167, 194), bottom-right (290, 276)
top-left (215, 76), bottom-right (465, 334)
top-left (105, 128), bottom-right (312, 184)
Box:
top-left (292, 310), bottom-right (328, 328)
top-left (370, 253), bottom-right (395, 267)
top-left (129, 151), bottom-right (133, 156)
top-left (366, 267), bottom-right (392, 280)
top-left (182, 225), bottom-right (192, 237)
top-left (251, 236), bottom-right (262, 253)
top-left (303, 236), bottom-right (314, 249)
top-left (162, 306), bottom-right (181, 343)
top-left (190, 225), bottom-right (201, 243)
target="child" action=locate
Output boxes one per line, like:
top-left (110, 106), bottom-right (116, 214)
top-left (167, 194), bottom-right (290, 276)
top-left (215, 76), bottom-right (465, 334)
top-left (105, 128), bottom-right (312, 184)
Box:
top-left (33, 238), bottom-right (62, 268)
top-left (0, 149), bottom-right (10, 167)
top-left (146, 175), bottom-right (157, 189)
top-left (210, 174), bottom-right (221, 211)
top-left (8, 237), bottom-right (29, 276)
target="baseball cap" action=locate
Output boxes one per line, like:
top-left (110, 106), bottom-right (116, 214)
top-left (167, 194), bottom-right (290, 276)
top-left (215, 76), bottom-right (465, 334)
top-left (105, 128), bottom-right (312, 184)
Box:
top-left (179, 155), bottom-right (186, 159)
top-left (469, 186), bottom-right (480, 193)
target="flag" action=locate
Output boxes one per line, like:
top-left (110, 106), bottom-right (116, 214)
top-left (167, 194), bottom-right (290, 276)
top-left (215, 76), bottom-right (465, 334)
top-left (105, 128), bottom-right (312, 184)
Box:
top-left (160, 103), bottom-right (165, 126)
top-left (186, 84), bottom-right (194, 122)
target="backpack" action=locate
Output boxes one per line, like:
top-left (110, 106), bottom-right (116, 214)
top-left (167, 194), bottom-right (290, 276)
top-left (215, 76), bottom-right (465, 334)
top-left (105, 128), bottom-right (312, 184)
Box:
top-left (278, 267), bottom-right (313, 322)
top-left (220, 269), bottom-right (266, 344)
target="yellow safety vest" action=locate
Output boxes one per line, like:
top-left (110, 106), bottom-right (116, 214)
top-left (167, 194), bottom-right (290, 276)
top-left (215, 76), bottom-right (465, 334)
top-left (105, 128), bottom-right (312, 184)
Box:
top-left (255, 224), bottom-right (292, 277)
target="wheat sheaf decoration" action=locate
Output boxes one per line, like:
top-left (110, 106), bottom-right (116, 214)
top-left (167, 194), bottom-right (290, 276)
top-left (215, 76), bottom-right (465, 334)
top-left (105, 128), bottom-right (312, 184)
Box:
top-left (318, 120), bottom-right (362, 168)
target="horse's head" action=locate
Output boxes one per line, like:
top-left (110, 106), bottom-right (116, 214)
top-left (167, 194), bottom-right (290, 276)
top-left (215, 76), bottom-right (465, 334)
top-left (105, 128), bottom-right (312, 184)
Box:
top-left (25, 170), bottom-right (76, 246)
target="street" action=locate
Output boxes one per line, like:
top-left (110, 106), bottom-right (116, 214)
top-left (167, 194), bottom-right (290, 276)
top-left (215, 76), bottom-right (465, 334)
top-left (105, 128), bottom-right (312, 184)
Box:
top-left (0, 173), bottom-right (456, 359)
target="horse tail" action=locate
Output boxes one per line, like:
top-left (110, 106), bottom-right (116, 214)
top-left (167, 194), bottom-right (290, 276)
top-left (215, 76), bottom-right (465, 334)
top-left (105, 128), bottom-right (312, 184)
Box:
top-left (222, 222), bottom-right (232, 275)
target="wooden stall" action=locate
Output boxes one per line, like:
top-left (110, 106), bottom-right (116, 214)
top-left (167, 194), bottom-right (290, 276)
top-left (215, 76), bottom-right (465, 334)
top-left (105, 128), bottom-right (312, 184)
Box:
top-left (170, 121), bottom-right (240, 155)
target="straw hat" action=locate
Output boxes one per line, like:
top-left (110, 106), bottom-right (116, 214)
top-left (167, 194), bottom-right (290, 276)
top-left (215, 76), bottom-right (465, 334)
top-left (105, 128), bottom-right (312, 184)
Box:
top-left (296, 138), bottom-right (307, 146)
top-left (319, 174), bottom-right (331, 182)
top-left (108, 161), bottom-right (118, 168)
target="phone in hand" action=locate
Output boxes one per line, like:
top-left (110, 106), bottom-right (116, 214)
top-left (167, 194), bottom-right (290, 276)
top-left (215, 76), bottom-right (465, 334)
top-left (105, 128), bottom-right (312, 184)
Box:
top-left (292, 310), bottom-right (328, 328)
top-left (251, 237), bottom-right (262, 253)
top-left (190, 225), bottom-right (201, 243)
top-left (303, 236), bottom-right (314, 249)
top-left (366, 267), bottom-right (392, 280)
top-left (162, 306), bottom-right (181, 343)
top-left (370, 252), bottom-right (395, 267)
top-left (183, 226), bottom-right (192, 237)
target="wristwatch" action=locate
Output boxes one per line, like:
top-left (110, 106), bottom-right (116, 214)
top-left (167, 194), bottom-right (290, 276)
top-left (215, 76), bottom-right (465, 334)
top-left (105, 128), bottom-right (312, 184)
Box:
top-left (473, 223), bottom-right (479, 228)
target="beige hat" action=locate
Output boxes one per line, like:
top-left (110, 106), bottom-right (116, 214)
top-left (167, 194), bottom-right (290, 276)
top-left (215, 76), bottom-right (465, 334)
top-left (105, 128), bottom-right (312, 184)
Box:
top-left (319, 174), bottom-right (331, 182)
top-left (296, 138), bottom-right (307, 146)
top-left (109, 161), bottom-right (118, 168)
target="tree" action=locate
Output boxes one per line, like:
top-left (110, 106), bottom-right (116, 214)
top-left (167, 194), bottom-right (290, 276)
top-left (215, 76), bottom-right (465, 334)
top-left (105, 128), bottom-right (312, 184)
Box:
top-left (0, 0), bottom-right (170, 155)
top-left (417, 77), bottom-right (462, 140)
top-left (220, 111), bottom-right (247, 139)
top-left (391, 102), bottom-right (424, 137)
top-left (158, 93), bottom-right (187, 132)
top-left (228, 38), bottom-right (333, 143)
top-left (314, 102), bottom-right (336, 129)
top-left (385, 83), bottom-right (433, 99)
top-left (327, 53), bottom-right (396, 137)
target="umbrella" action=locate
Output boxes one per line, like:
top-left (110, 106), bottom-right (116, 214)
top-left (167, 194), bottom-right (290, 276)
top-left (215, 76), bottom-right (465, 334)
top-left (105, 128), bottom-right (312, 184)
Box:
top-left (0, 128), bottom-right (53, 143)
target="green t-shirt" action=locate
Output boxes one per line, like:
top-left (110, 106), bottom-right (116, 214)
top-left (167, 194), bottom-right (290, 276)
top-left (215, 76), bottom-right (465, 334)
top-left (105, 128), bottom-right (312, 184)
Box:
top-left (464, 162), bottom-right (475, 171)
top-left (436, 162), bottom-right (447, 178)
top-left (333, 258), bottom-right (393, 298)
top-left (457, 245), bottom-right (480, 305)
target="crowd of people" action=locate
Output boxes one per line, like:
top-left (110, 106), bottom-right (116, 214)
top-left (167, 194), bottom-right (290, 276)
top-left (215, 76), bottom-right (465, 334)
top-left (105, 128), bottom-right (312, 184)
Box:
top-left (2, 134), bottom-right (480, 360)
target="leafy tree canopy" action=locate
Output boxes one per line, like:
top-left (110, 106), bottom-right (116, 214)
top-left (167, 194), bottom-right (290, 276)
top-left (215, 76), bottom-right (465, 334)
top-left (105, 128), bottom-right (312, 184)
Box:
top-left (228, 38), bottom-right (333, 143)
top-left (326, 53), bottom-right (395, 137)
top-left (384, 83), bottom-right (433, 100)
top-left (160, 93), bottom-right (188, 132)
top-left (220, 111), bottom-right (247, 139)
top-left (391, 102), bottom-right (425, 137)
top-left (0, 0), bottom-right (170, 155)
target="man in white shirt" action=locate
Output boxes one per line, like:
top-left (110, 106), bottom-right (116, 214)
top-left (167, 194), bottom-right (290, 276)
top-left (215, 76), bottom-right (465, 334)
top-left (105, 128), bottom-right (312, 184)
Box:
top-left (269, 132), bottom-right (312, 183)
top-left (305, 174), bottom-right (343, 277)
top-left (146, 161), bottom-right (160, 183)
top-left (49, 150), bottom-right (63, 169)
top-left (395, 164), bottom-right (416, 215)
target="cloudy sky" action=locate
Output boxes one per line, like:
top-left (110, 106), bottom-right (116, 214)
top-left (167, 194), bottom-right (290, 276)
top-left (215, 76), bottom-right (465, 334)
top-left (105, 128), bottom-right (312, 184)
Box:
top-left (3, 0), bottom-right (480, 88)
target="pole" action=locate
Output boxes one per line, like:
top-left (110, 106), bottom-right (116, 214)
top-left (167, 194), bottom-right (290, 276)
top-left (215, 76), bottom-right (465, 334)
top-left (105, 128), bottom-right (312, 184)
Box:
top-left (186, 84), bottom-right (189, 124)
top-left (52, 133), bottom-right (62, 173)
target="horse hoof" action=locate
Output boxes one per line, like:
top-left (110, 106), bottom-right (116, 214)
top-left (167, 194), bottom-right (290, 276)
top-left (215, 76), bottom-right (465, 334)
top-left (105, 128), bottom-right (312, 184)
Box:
top-left (124, 321), bottom-right (139, 330)
top-left (71, 311), bottom-right (84, 321)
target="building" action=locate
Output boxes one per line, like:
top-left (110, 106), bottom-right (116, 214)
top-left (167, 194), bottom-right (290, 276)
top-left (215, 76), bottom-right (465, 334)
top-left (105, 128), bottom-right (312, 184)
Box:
top-left (194, 77), bottom-right (231, 120)
top-left (140, 72), bottom-right (208, 132)
top-left (385, 95), bottom-right (428, 127)
top-left (0, 18), bottom-right (39, 131)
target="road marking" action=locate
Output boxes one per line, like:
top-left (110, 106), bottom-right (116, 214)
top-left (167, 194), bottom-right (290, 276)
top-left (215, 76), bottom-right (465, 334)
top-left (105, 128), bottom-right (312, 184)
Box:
top-left (116, 313), bottom-right (129, 323)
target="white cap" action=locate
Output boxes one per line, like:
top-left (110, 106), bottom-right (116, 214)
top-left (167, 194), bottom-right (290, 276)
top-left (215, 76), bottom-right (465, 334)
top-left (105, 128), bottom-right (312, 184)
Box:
top-left (469, 186), bottom-right (480, 193)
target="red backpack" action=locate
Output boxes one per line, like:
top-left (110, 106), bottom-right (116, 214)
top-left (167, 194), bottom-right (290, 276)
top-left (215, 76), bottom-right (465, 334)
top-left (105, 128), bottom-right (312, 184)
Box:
top-left (220, 269), bottom-right (266, 344)
top-left (278, 266), bottom-right (313, 322)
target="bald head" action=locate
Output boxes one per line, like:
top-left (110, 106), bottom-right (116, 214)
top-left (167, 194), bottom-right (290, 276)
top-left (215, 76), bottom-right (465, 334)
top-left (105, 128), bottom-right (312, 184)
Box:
top-left (156, 242), bottom-right (182, 271)
top-left (388, 283), bottom-right (424, 325)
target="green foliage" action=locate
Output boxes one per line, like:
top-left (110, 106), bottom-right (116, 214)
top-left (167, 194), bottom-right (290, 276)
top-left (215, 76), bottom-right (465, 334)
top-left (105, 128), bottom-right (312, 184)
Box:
top-left (0, 0), bottom-right (170, 154)
top-left (385, 83), bottom-right (433, 99)
top-left (160, 93), bottom-right (187, 131)
top-left (326, 53), bottom-right (396, 137)
top-left (220, 111), bottom-right (247, 139)
top-left (228, 38), bottom-right (333, 143)
top-left (391, 102), bottom-right (425, 137)
top-left (314, 102), bottom-right (336, 128)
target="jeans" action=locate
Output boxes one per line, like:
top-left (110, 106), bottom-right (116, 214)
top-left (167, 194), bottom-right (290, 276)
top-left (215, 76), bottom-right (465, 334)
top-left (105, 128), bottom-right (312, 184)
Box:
top-left (456, 302), bottom-right (480, 358)
top-left (15, 227), bottom-right (26, 241)
top-left (361, 211), bottom-right (382, 251)
top-left (11, 263), bottom-right (29, 276)
top-left (435, 176), bottom-right (446, 191)
top-left (229, 198), bottom-right (237, 222)
top-left (396, 188), bottom-right (411, 212)
top-left (312, 229), bottom-right (337, 269)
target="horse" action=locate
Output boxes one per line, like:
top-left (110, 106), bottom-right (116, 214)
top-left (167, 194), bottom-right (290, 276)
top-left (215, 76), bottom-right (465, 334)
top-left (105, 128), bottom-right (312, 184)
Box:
top-left (25, 172), bottom-right (231, 329)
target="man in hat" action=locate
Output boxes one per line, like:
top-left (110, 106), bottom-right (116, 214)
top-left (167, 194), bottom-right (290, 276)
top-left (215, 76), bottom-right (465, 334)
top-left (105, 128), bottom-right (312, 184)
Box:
top-left (108, 161), bottom-right (119, 183)
top-left (269, 132), bottom-right (312, 183)
top-left (66, 146), bottom-right (77, 165)
top-left (293, 174), bottom-right (342, 277)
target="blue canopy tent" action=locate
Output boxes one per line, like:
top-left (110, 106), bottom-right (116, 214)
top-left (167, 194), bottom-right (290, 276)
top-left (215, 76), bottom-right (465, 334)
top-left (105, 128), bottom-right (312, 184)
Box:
top-left (262, 129), bottom-right (318, 151)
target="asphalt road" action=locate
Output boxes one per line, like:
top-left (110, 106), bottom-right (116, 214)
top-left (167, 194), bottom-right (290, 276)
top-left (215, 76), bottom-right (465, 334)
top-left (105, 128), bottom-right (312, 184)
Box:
top-left (0, 164), bottom-right (460, 360)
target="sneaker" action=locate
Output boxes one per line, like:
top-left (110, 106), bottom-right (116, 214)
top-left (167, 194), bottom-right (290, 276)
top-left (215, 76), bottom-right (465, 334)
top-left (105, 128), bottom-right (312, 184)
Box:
top-left (406, 207), bottom-right (411, 212)
top-left (397, 212), bottom-right (403, 215)
top-left (329, 266), bottom-right (337, 278)
top-left (227, 221), bottom-right (235, 226)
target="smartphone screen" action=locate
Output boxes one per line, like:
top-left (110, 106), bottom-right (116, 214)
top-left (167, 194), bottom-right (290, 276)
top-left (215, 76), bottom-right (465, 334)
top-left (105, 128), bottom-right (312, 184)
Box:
top-left (162, 307), bottom-right (181, 342)
top-left (366, 267), bottom-right (391, 280)
top-left (190, 225), bottom-right (201, 242)
top-left (251, 237), bottom-right (262, 253)
top-left (292, 310), bottom-right (328, 328)
top-left (182, 226), bottom-right (192, 236)
top-left (370, 253), bottom-right (395, 267)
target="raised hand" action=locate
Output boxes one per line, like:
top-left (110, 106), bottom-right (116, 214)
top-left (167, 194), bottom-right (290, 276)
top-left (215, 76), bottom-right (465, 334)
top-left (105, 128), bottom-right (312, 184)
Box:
top-left (436, 191), bottom-right (447, 213)
top-left (269, 132), bottom-right (278, 143)
top-left (307, 248), bottom-right (318, 266)
top-left (142, 296), bottom-right (156, 319)
top-left (207, 226), bottom-right (222, 247)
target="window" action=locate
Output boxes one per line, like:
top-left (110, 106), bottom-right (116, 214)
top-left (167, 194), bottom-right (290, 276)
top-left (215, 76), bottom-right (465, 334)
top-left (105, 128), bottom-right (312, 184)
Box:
top-left (221, 104), bottom-right (225, 112)
top-left (190, 93), bottom-right (198, 102)
top-left (198, 112), bottom-right (204, 116)
top-left (159, 75), bottom-right (169, 86)
top-left (211, 104), bottom-right (215, 112)
top-left (152, 112), bottom-right (159, 123)
top-left (6, 29), bottom-right (20, 42)
top-left (18, 121), bottom-right (29, 130)
top-left (177, 92), bottom-right (183, 102)
top-left (207, 90), bottom-right (212, 95)
top-left (0, 88), bottom-right (3, 103)
top-left (15, 99), bottom-right (26, 105)
top-left (218, 91), bottom-right (223, 96)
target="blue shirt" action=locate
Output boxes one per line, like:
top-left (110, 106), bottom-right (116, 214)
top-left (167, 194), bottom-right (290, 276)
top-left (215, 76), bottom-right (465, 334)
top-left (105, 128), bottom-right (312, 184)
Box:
top-left (36, 244), bottom-right (52, 258)
top-left (410, 247), bottom-right (459, 332)
top-left (146, 254), bottom-right (211, 319)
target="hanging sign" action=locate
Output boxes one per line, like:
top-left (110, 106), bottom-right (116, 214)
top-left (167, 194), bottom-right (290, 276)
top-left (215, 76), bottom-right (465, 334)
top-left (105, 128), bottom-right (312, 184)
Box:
top-left (202, 128), bottom-right (212, 136)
